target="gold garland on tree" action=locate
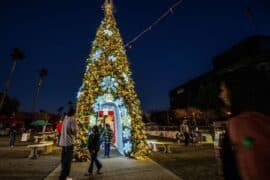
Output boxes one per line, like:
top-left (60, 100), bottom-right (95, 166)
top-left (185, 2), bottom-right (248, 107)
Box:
top-left (74, 0), bottom-right (150, 162)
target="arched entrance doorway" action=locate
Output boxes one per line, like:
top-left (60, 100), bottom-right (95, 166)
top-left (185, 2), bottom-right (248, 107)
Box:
top-left (99, 102), bottom-right (123, 154)
top-left (89, 93), bottom-right (132, 155)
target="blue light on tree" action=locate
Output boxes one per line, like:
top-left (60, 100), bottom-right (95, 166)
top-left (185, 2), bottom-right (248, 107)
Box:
top-left (123, 128), bottom-right (131, 139)
top-left (115, 97), bottom-right (124, 107)
top-left (91, 48), bottom-right (103, 62)
top-left (104, 29), bottom-right (113, 36)
top-left (120, 106), bottom-right (128, 119)
top-left (91, 95), bottom-right (105, 112)
top-left (92, 103), bottom-right (100, 113)
top-left (77, 85), bottom-right (84, 99)
top-left (123, 141), bottom-right (132, 154)
top-left (108, 55), bottom-right (117, 62)
top-left (122, 72), bottom-right (129, 83)
top-left (96, 96), bottom-right (105, 105)
top-left (100, 76), bottom-right (119, 92)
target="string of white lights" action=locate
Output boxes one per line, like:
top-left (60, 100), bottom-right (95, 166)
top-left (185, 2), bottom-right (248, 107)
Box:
top-left (124, 0), bottom-right (184, 48)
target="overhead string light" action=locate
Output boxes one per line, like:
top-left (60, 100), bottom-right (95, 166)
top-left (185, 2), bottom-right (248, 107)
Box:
top-left (124, 0), bottom-right (184, 49)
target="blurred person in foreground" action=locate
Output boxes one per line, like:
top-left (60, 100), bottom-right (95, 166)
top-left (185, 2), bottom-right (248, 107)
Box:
top-left (220, 68), bottom-right (270, 180)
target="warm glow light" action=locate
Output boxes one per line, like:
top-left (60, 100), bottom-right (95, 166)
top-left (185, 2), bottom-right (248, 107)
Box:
top-left (74, 0), bottom-right (150, 161)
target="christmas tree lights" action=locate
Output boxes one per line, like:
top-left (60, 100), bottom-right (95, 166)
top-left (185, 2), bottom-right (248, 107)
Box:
top-left (74, 0), bottom-right (150, 161)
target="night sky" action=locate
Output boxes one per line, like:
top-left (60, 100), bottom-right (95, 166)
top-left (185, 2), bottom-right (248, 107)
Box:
top-left (0, 0), bottom-right (270, 113)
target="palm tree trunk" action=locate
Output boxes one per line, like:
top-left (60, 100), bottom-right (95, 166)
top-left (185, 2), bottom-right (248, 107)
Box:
top-left (0, 61), bottom-right (17, 111)
top-left (32, 78), bottom-right (43, 113)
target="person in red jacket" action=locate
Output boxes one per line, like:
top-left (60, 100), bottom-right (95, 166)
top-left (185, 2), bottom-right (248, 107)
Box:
top-left (56, 117), bottom-right (63, 145)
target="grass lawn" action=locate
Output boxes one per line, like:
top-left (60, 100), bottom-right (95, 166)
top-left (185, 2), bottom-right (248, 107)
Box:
top-left (150, 143), bottom-right (221, 180)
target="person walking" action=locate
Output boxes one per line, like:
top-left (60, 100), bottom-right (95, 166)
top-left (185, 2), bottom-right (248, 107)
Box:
top-left (181, 120), bottom-right (190, 146)
top-left (85, 125), bottom-right (102, 176)
top-left (175, 131), bottom-right (181, 144)
top-left (59, 108), bottom-right (78, 180)
top-left (9, 126), bottom-right (17, 148)
top-left (104, 123), bottom-right (113, 158)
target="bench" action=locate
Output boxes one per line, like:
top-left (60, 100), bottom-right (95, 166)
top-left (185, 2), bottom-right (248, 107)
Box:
top-left (147, 140), bottom-right (174, 153)
top-left (27, 141), bottom-right (54, 159)
top-left (21, 133), bottom-right (31, 142)
top-left (34, 136), bottom-right (44, 143)
top-left (38, 132), bottom-right (56, 140)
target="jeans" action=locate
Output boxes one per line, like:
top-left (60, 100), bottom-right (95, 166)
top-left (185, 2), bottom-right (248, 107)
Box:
top-left (88, 151), bottom-right (102, 173)
top-left (104, 143), bottom-right (111, 157)
top-left (59, 146), bottom-right (73, 180)
top-left (9, 136), bottom-right (16, 146)
top-left (184, 132), bottom-right (189, 146)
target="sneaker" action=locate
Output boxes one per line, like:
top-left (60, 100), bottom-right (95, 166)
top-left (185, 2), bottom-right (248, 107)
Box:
top-left (66, 177), bottom-right (73, 180)
top-left (97, 166), bottom-right (103, 174)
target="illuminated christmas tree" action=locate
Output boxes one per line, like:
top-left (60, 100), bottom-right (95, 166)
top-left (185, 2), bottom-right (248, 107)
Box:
top-left (75, 0), bottom-right (150, 161)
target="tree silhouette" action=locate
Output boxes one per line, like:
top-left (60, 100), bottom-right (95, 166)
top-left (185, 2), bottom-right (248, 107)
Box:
top-left (32, 68), bottom-right (48, 113)
top-left (0, 48), bottom-right (25, 111)
top-left (0, 93), bottom-right (20, 116)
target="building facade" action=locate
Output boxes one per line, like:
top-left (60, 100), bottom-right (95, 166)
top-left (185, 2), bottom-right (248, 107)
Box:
top-left (170, 35), bottom-right (270, 118)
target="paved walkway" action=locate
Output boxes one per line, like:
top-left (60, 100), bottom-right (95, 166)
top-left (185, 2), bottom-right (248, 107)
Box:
top-left (45, 152), bottom-right (182, 180)
top-left (0, 137), bottom-right (60, 180)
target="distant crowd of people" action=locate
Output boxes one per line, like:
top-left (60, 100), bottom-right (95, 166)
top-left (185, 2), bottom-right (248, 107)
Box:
top-left (175, 119), bottom-right (200, 146)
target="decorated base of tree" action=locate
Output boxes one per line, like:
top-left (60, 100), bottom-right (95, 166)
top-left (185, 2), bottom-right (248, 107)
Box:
top-left (74, 0), bottom-right (150, 161)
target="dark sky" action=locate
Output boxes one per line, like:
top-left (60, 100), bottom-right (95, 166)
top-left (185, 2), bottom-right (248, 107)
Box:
top-left (0, 0), bottom-right (270, 113)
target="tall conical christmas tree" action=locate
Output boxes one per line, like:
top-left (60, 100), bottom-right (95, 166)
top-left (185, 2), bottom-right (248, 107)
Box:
top-left (75, 0), bottom-right (150, 161)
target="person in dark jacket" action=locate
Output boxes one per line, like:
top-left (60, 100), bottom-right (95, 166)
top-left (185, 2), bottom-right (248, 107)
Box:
top-left (9, 127), bottom-right (17, 147)
top-left (85, 125), bottom-right (102, 176)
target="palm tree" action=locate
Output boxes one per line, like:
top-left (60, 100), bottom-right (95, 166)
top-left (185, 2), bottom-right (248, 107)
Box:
top-left (32, 68), bottom-right (48, 113)
top-left (0, 48), bottom-right (25, 111)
